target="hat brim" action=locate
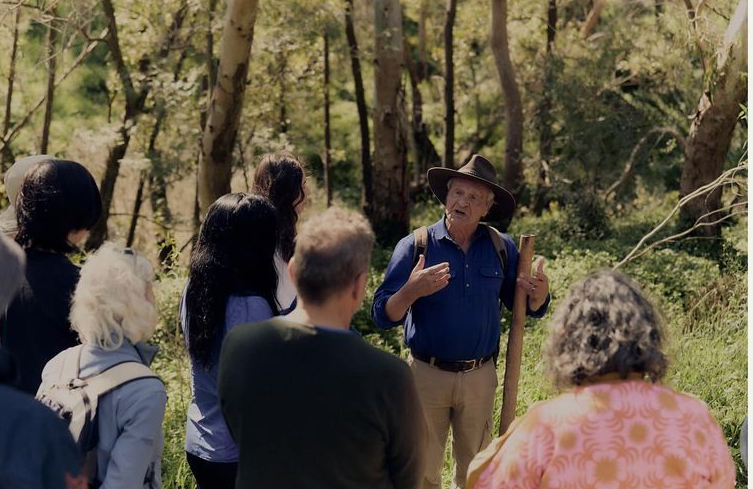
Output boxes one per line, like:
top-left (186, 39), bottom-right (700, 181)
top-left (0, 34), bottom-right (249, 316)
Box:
top-left (427, 167), bottom-right (516, 221)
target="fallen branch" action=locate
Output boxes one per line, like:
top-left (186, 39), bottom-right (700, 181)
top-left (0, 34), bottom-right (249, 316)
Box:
top-left (614, 161), bottom-right (747, 268)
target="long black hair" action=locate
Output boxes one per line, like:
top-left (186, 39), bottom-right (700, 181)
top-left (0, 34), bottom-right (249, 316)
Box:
top-left (251, 152), bottom-right (306, 262)
top-left (15, 159), bottom-right (101, 252)
top-left (185, 193), bottom-right (279, 368)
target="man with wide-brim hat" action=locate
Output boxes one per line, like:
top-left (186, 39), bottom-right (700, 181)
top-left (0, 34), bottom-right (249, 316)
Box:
top-left (372, 154), bottom-right (550, 489)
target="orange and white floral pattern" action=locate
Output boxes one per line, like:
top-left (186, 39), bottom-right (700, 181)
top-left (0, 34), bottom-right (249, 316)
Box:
top-left (471, 380), bottom-right (735, 489)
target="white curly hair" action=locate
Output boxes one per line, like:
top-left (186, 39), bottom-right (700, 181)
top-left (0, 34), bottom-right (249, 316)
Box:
top-left (70, 242), bottom-right (157, 350)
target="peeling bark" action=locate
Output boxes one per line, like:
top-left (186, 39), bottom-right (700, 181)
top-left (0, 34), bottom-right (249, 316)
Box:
top-left (198, 0), bottom-right (260, 216)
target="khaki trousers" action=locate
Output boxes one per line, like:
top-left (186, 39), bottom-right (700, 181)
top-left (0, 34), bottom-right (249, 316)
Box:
top-left (409, 356), bottom-right (497, 489)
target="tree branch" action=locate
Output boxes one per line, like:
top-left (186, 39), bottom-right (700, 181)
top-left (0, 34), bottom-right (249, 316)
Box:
top-left (1, 29), bottom-right (106, 150)
top-left (603, 127), bottom-right (686, 201)
top-left (614, 161), bottom-right (747, 268)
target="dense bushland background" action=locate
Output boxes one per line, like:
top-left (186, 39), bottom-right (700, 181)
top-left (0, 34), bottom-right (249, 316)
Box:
top-left (0, 0), bottom-right (746, 487)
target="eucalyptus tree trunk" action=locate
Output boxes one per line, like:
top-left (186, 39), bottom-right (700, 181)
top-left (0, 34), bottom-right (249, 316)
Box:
top-left (490, 0), bottom-right (524, 199)
top-left (86, 0), bottom-right (149, 249)
top-left (87, 0), bottom-right (187, 249)
top-left (323, 31), bottom-right (332, 207)
top-left (404, 37), bottom-right (440, 184)
top-left (195, 0), bottom-right (219, 237)
top-left (373, 0), bottom-right (409, 244)
top-left (533, 0), bottom-right (557, 215)
top-left (41, 8), bottom-right (58, 154)
top-left (277, 48), bottom-right (288, 134)
top-left (344, 0), bottom-right (373, 217)
top-left (443, 0), bottom-right (457, 168)
top-left (198, 0), bottom-right (260, 217)
top-left (418, 0), bottom-right (428, 81)
top-left (679, 0), bottom-right (747, 236)
top-left (1, 7), bottom-right (21, 171)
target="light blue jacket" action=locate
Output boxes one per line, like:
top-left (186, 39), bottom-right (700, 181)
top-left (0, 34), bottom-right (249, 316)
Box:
top-left (181, 293), bottom-right (274, 462)
top-left (42, 341), bottom-right (166, 489)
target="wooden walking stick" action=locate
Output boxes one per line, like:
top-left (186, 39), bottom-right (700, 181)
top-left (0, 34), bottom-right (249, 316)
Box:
top-left (498, 234), bottom-right (535, 436)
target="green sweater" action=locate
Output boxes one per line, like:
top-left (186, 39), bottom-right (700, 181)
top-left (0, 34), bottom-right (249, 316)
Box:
top-left (218, 317), bottom-right (427, 489)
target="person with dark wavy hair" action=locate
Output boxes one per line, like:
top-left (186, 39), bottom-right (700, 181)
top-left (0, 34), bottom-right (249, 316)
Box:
top-left (180, 193), bottom-right (280, 489)
top-left (252, 151), bottom-right (307, 311)
top-left (0, 158), bottom-right (102, 394)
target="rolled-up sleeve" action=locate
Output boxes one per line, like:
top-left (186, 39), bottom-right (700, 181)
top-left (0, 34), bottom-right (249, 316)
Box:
top-left (371, 235), bottom-right (415, 329)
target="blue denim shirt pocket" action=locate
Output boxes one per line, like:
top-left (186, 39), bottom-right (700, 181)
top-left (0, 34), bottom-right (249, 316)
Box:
top-left (478, 266), bottom-right (504, 301)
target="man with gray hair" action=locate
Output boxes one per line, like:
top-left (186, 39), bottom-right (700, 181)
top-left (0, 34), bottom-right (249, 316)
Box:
top-left (372, 155), bottom-right (550, 488)
top-left (218, 206), bottom-right (426, 489)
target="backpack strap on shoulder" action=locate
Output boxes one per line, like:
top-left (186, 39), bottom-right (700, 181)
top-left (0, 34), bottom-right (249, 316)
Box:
top-left (484, 224), bottom-right (508, 274)
top-left (82, 362), bottom-right (159, 401)
top-left (60, 344), bottom-right (85, 384)
top-left (412, 226), bottom-right (429, 268)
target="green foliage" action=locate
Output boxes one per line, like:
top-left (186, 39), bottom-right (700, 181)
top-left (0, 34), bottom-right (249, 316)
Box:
top-left (0, 0), bottom-right (746, 486)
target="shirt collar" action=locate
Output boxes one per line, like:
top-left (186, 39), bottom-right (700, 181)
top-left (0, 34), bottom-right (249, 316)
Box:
top-left (433, 216), bottom-right (486, 243)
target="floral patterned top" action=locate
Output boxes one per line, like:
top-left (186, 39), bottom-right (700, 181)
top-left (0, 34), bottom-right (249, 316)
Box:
top-left (468, 377), bottom-right (735, 489)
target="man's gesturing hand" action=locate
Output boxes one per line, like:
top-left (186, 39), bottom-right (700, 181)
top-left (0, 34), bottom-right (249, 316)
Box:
top-left (516, 257), bottom-right (549, 311)
top-left (405, 254), bottom-right (451, 301)
top-left (384, 254), bottom-right (451, 323)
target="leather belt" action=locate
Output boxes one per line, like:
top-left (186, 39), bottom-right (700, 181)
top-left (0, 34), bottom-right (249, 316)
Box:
top-left (411, 351), bottom-right (494, 373)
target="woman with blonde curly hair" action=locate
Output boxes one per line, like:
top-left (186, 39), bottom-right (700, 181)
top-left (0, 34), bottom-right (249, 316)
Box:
top-left (468, 270), bottom-right (735, 489)
top-left (39, 243), bottom-right (166, 489)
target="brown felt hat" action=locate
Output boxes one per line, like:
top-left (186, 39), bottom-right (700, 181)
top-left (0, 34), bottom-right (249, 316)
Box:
top-left (427, 154), bottom-right (516, 221)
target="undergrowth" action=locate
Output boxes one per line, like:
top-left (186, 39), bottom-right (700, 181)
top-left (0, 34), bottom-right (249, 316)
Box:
top-left (152, 195), bottom-right (747, 488)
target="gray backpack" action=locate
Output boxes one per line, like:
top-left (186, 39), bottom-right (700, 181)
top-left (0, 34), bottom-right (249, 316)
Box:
top-left (36, 345), bottom-right (159, 483)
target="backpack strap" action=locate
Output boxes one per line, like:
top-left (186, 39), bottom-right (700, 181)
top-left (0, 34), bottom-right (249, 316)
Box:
top-left (60, 344), bottom-right (85, 384)
top-left (483, 224), bottom-right (508, 274)
top-left (411, 226), bottom-right (429, 268)
top-left (81, 361), bottom-right (159, 401)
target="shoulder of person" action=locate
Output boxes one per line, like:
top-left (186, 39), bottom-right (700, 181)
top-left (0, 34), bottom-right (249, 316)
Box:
top-left (40, 345), bottom-right (78, 383)
top-left (226, 294), bottom-right (273, 316)
top-left (351, 341), bottom-right (413, 377)
top-left (223, 316), bottom-right (284, 346)
top-left (111, 376), bottom-right (167, 414)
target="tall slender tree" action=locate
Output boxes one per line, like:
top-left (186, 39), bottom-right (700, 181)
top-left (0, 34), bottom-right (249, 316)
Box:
top-left (404, 36), bottom-right (440, 183)
top-left (323, 30), bottom-right (333, 207)
top-left (41, 6), bottom-right (59, 154)
top-left (198, 0), bottom-right (261, 216)
top-left (1, 7), bottom-right (21, 169)
top-left (87, 0), bottom-right (188, 249)
top-left (344, 0), bottom-right (373, 217)
top-left (443, 0), bottom-right (457, 168)
top-left (373, 0), bottom-right (409, 243)
top-left (533, 0), bottom-right (557, 214)
top-left (491, 0), bottom-right (524, 198)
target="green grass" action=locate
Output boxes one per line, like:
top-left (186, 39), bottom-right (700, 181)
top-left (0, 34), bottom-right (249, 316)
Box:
top-left (151, 200), bottom-right (748, 488)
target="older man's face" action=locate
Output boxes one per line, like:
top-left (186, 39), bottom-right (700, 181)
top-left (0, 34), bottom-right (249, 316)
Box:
top-left (445, 178), bottom-right (494, 227)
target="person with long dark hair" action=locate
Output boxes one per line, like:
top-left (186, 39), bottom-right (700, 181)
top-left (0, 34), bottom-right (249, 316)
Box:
top-left (181, 193), bottom-right (280, 489)
top-left (252, 151), bottom-right (307, 311)
top-left (0, 158), bottom-right (102, 394)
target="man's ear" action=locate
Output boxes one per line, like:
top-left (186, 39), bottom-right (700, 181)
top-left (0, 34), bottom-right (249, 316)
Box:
top-left (288, 257), bottom-right (298, 287)
top-left (352, 271), bottom-right (368, 301)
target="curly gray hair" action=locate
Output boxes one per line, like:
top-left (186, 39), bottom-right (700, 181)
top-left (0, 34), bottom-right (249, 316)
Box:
top-left (544, 269), bottom-right (668, 388)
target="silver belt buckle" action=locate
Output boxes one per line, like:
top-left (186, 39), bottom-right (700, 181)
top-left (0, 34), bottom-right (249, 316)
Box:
top-left (462, 358), bottom-right (479, 372)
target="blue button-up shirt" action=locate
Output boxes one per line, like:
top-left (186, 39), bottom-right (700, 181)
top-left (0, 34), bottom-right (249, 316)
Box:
top-left (372, 218), bottom-right (550, 361)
